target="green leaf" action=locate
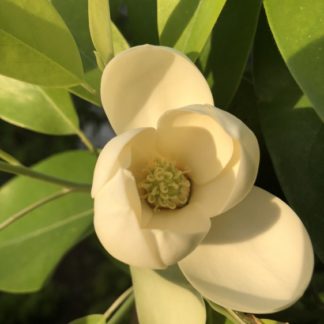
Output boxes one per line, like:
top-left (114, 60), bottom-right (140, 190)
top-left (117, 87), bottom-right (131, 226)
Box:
top-left (111, 23), bottom-right (129, 55)
top-left (88, 0), bottom-right (114, 70)
top-left (69, 68), bottom-right (101, 106)
top-left (158, 0), bottom-right (227, 61)
top-left (131, 265), bottom-right (206, 324)
top-left (0, 75), bottom-right (79, 135)
top-left (53, 0), bottom-right (128, 62)
top-left (0, 150), bottom-right (96, 292)
top-left (69, 314), bottom-right (105, 324)
top-left (52, 0), bottom-right (128, 104)
top-left (264, 0), bottom-right (324, 122)
top-left (52, 0), bottom-right (97, 72)
top-left (0, 0), bottom-right (84, 86)
top-left (110, 0), bottom-right (159, 46)
top-left (253, 14), bottom-right (324, 262)
top-left (198, 0), bottom-right (261, 108)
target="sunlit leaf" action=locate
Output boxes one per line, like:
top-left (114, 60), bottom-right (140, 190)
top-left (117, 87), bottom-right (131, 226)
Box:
top-left (254, 14), bottom-right (324, 262)
top-left (131, 265), bottom-right (205, 324)
top-left (52, 0), bottom-right (128, 104)
top-left (199, 0), bottom-right (261, 108)
top-left (0, 0), bottom-right (84, 86)
top-left (69, 68), bottom-right (101, 106)
top-left (158, 0), bottom-right (227, 61)
top-left (112, 23), bottom-right (129, 55)
top-left (88, 0), bottom-right (114, 70)
top-left (264, 0), bottom-right (324, 122)
top-left (52, 0), bottom-right (97, 72)
top-left (0, 151), bottom-right (96, 292)
top-left (0, 75), bottom-right (79, 135)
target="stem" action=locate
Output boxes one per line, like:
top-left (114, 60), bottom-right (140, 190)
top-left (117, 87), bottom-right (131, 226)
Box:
top-left (104, 287), bottom-right (133, 320)
top-left (0, 149), bottom-right (23, 166)
top-left (75, 128), bottom-right (98, 155)
top-left (0, 161), bottom-right (91, 191)
top-left (0, 189), bottom-right (74, 231)
top-left (208, 301), bottom-right (246, 324)
top-left (107, 294), bottom-right (134, 324)
top-left (227, 309), bottom-right (247, 324)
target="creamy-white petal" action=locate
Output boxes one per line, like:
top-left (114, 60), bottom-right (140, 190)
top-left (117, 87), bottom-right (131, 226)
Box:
top-left (157, 109), bottom-right (234, 185)
top-left (187, 105), bottom-right (259, 216)
top-left (94, 168), bottom-right (164, 268)
top-left (144, 202), bottom-right (211, 266)
top-left (94, 168), bottom-right (210, 269)
top-left (91, 127), bottom-right (156, 197)
top-left (179, 187), bottom-right (314, 314)
top-left (100, 45), bottom-right (214, 134)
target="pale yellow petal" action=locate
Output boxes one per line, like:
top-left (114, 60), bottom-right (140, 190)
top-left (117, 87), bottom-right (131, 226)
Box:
top-left (131, 266), bottom-right (206, 324)
top-left (94, 169), bottom-right (210, 268)
top-left (185, 104), bottom-right (259, 216)
top-left (179, 187), bottom-right (314, 314)
top-left (94, 168), bottom-right (164, 268)
top-left (156, 109), bottom-right (234, 184)
top-left (143, 202), bottom-right (211, 265)
top-left (100, 45), bottom-right (213, 134)
top-left (91, 127), bottom-right (156, 197)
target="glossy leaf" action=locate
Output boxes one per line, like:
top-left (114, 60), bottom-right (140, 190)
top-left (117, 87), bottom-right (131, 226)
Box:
top-left (264, 0), bottom-right (324, 122)
top-left (0, 0), bottom-right (84, 86)
top-left (0, 151), bottom-right (96, 292)
top-left (69, 21), bottom-right (129, 105)
top-left (0, 75), bottom-right (79, 135)
top-left (69, 314), bottom-right (105, 324)
top-left (52, 0), bottom-right (97, 72)
top-left (69, 68), bottom-right (101, 106)
top-left (52, 0), bottom-right (128, 104)
top-left (110, 0), bottom-right (159, 45)
top-left (253, 14), bottom-right (324, 262)
top-left (158, 0), bottom-right (227, 61)
top-left (88, 0), bottom-right (114, 70)
top-left (131, 265), bottom-right (206, 324)
top-left (199, 0), bottom-right (261, 108)
top-left (111, 23), bottom-right (129, 55)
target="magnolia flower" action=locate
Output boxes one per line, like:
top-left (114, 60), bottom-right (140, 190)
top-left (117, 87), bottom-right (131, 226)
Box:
top-left (92, 45), bottom-right (314, 314)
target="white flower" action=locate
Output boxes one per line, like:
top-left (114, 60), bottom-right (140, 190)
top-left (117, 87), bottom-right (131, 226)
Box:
top-left (92, 45), bottom-right (314, 314)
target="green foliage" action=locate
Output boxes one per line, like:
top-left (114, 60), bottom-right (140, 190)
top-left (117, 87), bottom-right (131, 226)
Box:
top-left (0, 75), bottom-right (79, 135)
top-left (70, 68), bottom-right (102, 106)
top-left (0, 1), bottom-right (324, 323)
top-left (131, 265), bottom-right (206, 324)
top-left (52, 0), bottom-right (97, 72)
top-left (158, 0), bottom-right (227, 61)
top-left (53, 0), bottom-right (128, 106)
top-left (110, 0), bottom-right (159, 45)
top-left (0, 0), bottom-right (84, 87)
top-left (88, 0), bottom-right (114, 70)
top-left (0, 151), bottom-right (96, 292)
top-left (199, 0), bottom-right (261, 108)
top-left (254, 14), bottom-right (324, 263)
top-left (264, 0), bottom-right (324, 122)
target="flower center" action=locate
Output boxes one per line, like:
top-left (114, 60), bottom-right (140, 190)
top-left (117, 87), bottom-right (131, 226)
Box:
top-left (138, 158), bottom-right (191, 210)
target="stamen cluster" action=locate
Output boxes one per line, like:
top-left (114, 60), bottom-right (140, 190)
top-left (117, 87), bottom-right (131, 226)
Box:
top-left (139, 159), bottom-right (191, 210)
